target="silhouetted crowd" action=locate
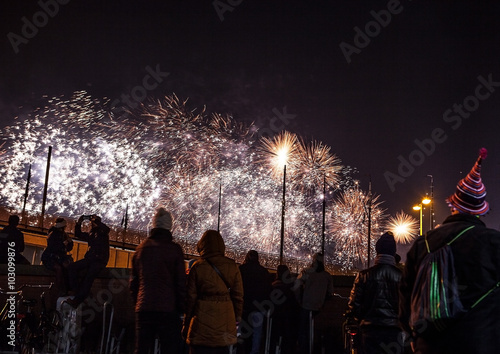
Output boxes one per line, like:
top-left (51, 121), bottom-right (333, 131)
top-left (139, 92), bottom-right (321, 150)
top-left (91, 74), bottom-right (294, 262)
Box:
top-left (2, 148), bottom-right (500, 354)
top-left (129, 206), bottom-right (335, 354)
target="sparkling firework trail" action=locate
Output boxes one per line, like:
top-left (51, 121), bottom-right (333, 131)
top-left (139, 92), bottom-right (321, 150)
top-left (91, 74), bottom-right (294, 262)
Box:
top-left (387, 211), bottom-right (419, 244)
top-left (259, 131), bottom-right (298, 179)
top-left (328, 186), bottom-right (386, 269)
top-left (1, 91), bottom-right (370, 268)
top-left (0, 91), bottom-right (159, 228)
top-left (293, 139), bottom-right (342, 193)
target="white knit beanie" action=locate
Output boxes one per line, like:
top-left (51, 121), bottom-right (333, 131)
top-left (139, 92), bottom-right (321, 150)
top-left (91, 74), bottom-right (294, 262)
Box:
top-left (152, 207), bottom-right (173, 230)
top-left (55, 218), bottom-right (67, 228)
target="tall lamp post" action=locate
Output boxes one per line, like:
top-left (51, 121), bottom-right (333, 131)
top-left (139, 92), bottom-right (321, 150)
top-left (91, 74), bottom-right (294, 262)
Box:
top-left (413, 197), bottom-right (431, 236)
top-left (261, 131), bottom-right (297, 265)
top-left (279, 164), bottom-right (287, 265)
top-left (366, 177), bottom-right (372, 268)
top-left (321, 174), bottom-right (326, 255)
top-left (427, 175), bottom-right (434, 230)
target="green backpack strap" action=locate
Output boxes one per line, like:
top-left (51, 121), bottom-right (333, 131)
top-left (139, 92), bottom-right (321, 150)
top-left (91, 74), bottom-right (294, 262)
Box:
top-left (424, 225), bottom-right (475, 253)
top-left (471, 282), bottom-right (500, 309)
top-left (447, 225), bottom-right (476, 246)
top-left (424, 224), bottom-right (499, 310)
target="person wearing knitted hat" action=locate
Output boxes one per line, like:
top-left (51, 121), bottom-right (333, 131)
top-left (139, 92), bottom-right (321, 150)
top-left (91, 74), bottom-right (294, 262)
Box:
top-left (130, 207), bottom-right (186, 354)
top-left (400, 148), bottom-right (500, 353)
top-left (446, 147), bottom-right (489, 215)
top-left (346, 231), bottom-right (403, 354)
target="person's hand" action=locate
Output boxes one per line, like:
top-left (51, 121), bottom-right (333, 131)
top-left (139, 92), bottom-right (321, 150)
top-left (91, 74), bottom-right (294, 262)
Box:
top-left (90, 215), bottom-right (101, 223)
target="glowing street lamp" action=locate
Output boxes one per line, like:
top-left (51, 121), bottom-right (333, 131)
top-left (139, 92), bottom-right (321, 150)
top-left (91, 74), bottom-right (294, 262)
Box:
top-left (413, 198), bottom-right (431, 236)
top-left (412, 205), bottom-right (423, 236)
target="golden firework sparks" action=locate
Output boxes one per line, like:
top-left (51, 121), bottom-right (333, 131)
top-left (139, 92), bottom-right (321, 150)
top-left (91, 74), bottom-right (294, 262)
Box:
top-left (259, 131), bottom-right (298, 179)
top-left (387, 211), bottom-right (419, 244)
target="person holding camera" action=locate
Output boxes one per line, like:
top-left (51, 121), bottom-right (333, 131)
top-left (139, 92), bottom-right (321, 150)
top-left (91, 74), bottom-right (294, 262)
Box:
top-left (41, 217), bottom-right (74, 296)
top-left (66, 214), bottom-right (110, 308)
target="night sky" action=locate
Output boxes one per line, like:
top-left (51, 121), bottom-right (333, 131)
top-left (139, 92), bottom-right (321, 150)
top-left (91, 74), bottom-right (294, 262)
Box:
top-left (2, 0), bottom-right (500, 242)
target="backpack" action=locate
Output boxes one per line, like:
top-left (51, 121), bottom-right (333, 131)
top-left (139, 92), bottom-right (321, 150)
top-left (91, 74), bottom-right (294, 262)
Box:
top-left (410, 225), bottom-right (500, 338)
top-left (409, 226), bottom-right (474, 337)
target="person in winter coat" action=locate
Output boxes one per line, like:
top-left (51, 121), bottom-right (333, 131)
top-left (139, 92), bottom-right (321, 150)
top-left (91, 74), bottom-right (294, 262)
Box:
top-left (182, 230), bottom-right (244, 354)
top-left (66, 214), bottom-right (110, 308)
top-left (400, 148), bottom-right (500, 353)
top-left (296, 252), bottom-right (334, 354)
top-left (347, 231), bottom-right (403, 354)
top-left (239, 249), bottom-right (272, 354)
top-left (130, 207), bottom-right (186, 354)
top-left (270, 264), bottom-right (300, 354)
top-left (41, 217), bottom-right (74, 295)
top-left (0, 214), bottom-right (30, 265)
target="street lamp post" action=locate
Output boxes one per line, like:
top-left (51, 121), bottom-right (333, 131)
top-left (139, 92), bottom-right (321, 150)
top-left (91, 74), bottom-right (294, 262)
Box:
top-left (413, 198), bottom-right (431, 236)
top-left (367, 178), bottom-right (372, 268)
top-left (413, 204), bottom-right (423, 236)
top-left (262, 131), bottom-right (296, 265)
top-left (279, 164), bottom-right (286, 265)
top-left (321, 174), bottom-right (326, 255)
top-left (427, 175), bottom-right (434, 230)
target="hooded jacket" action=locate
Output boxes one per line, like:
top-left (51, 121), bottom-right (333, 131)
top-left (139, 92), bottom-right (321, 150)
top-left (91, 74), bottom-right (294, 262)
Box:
top-left (183, 230), bottom-right (244, 347)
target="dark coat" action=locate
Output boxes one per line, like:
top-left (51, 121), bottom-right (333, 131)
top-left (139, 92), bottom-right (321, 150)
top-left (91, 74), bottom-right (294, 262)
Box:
top-left (130, 228), bottom-right (186, 313)
top-left (75, 221), bottom-right (110, 264)
top-left (0, 225), bottom-right (26, 264)
top-left (400, 213), bottom-right (500, 353)
top-left (41, 226), bottom-right (73, 268)
top-left (297, 263), bottom-right (334, 311)
top-left (348, 256), bottom-right (402, 328)
top-left (271, 274), bottom-right (301, 351)
top-left (183, 230), bottom-right (244, 347)
top-left (239, 260), bottom-right (272, 314)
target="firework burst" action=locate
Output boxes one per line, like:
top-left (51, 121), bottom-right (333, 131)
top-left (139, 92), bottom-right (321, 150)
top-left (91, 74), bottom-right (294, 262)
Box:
top-left (259, 131), bottom-right (298, 179)
top-left (293, 139), bottom-right (342, 193)
top-left (328, 186), bottom-right (386, 269)
top-left (387, 211), bottom-right (419, 244)
top-left (0, 91), bottom-right (159, 228)
top-left (0, 91), bottom-right (365, 267)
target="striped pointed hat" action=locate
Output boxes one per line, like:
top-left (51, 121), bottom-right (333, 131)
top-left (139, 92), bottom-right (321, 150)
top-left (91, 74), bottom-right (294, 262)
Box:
top-left (446, 148), bottom-right (489, 215)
